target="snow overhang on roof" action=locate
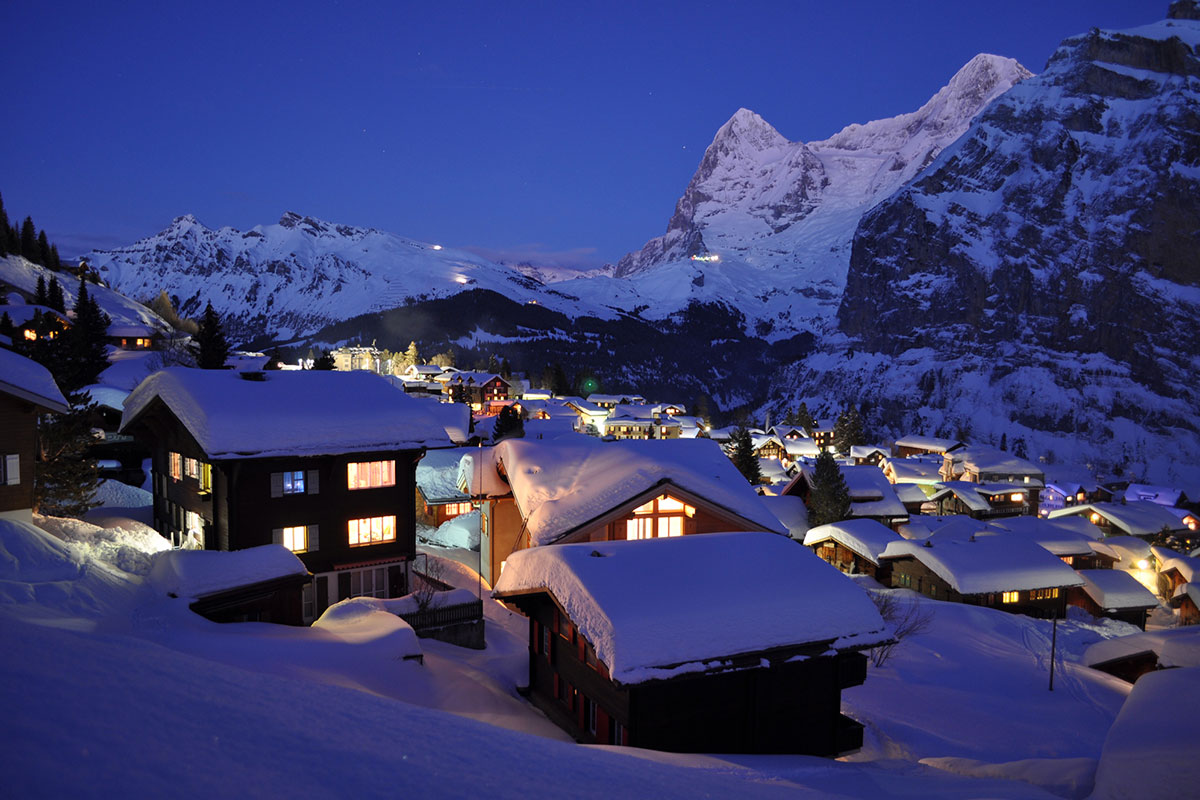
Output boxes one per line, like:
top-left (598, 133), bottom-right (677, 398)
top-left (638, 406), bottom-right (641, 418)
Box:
top-left (880, 536), bottom-right (1084, 594)
top-left (493, 532), bottom-right (890, 685)
top-left (803, 518), bottom-right (901, 564)
top-left (121, 367), bottom-right (451, 459)
top-left (0, 347), bottom-right (69, 413)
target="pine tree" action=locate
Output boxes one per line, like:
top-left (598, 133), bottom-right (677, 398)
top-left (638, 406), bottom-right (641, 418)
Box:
top-left (56, 279), bottom-right (111, 393)
top-left (486, 353), bottom-right (500, 374)
top-left (832, 406), bottom-right (865, 454)
top-left (405, 341), bottom-right (419, 368)
top-left (0, 311), bottom-right (13, 338)
top-left (808, 448), bottom-right (851, 527)
top-left (35, 275), bottom-right (48, 306)
top-left (0, 192), bottom-right (8, 256)
top-left (492, 405), bottom-right (525, 442)
top-left (730, 427), bottom-right (762, 484)
top-left (20, 217), bottom-right (38, 261)
top-left (47, 275), bottom-right (66, 312)
top-left (263, 347), bottom-right (284, 370)
top-left (33, 394), bottom-right (103, 518)
top-left (312, 350), bottom-right (336, 370)
top-left (795, 402), bottom-right (815, 436)
top-left (1013, 437), bottom-right (1028, 459)
top-left (49, 244), bottom-right (61, 271)
top-left (36, 230), bottom-right (52, 267)
top-left (999, 433), bottom-right (1008, 451)
top-left (499, 358), bottom-right (512, 380)
top-left (195, 301), bottom-right (230, 369)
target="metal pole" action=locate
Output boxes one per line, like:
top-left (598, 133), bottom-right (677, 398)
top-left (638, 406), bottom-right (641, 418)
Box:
top-left (477, 440), bottom-right (483, 602)
top-left (1048, 611), bottom-right (1058, 691)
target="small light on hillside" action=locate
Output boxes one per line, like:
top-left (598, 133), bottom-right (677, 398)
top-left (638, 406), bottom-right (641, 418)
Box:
top-left (455, 275), bottom-right (468, 284)
top-left (431, 244), bottom-right (443, 250)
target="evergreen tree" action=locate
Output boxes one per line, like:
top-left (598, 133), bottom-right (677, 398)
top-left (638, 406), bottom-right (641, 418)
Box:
top-left (430, 349), bottom-right (456, 368)
top-left (312, 350), bottom-right (336, 370)
top-left (33, 394), bottom-right (103, 518)
top-left (263, 347), bottom-right (284, 370)
top-left (795, 402), bottom-right (815, 436)
top-left (0, 192), bottom-right (8, 256)
top-left (35, 275), bottom-right (48, 306)
top-left (999, 433), bottom-right (1008, 451)
top-left (499, 358), bottom-right (512, 380)
top-left (486, 353), bottom-right (500, 374)
top-left (492, 405), bottom-right (525, 442)
top-left (808, 448), bottom-right (851, 527)
top-left (832, 406), bottom-right (865, 455)
top-left (49, 244), bottom-right (61, 271)
top-left (405, 341), bottom-right (420, 368)
top-left (0, 311), bottom-right (13, 338)
top-left (36, 230), bottom-right (51, 267)
top-left (730, 427), bottom-right (762, 484)
top-left (47, 275), bottom-right (66, 312)
top-left (195, 302), bottom-right (230, 369)
top-left (20, 216), bottom-right (38, 261)
top-left (1012, 437), bottom-right (1028, 459)
top-left (543, 363), bottom-right (569, 396)
top-left (692, 391), bottom-right (714, 427)
top-left (58, 279), bottom-right (111, 392)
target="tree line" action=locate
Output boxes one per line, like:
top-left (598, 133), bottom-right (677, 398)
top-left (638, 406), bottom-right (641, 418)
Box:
top-left (0, 192), bottom-right (63, 270)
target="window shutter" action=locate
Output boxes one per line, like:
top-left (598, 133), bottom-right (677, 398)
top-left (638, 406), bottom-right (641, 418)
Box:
top-left (308, 524), bottom-right (319, 551)
top-left (272, 528), bottom-right (283, 545)
top-left (307, 470), bottom-right (319, 495)
top-left (5, 454), bottom-right (19, 486)
top-left (270, 472), bottom-right (283, 498)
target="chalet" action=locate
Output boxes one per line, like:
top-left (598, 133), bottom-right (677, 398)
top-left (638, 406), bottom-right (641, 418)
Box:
top-left (879, 535), bottom-right (1084, 618)
top-left (1048, 502), bottom-right (1190, 540)
top-left (783, 464), bottom-right (909, 528)
top-left (492, 532), bottom-right (890, 754)
top-left (803, 518), bottom-right (901, 582)
top-left (402, 364), bottom-right (450, 381)
top-left (892, 435), bottom-right (963, 459)
top-left (119, 368), bottom-right (451, 622)
top-left (0, 348), bottom-right (70, 522)
top-left (770, 425), bottom-right (809, 441)
top-left (586, 393), bottom-right (644, 409)
top-left (416, 448), bottom-right (473, 526)
top-left (940, 447), bottom-right (1044, 515)
top-left (1170, 583), bottom-right (1200, 625)
top-left (751, 434), bottom-right (786, 461)
top-left (108, 323), bottom-right (161, 351)
top-left (984, 515), bottom-right (1118, 569)
top-left (146, 545), bottom-right (311, 625)
top-left (461, 437), bottom-right (788, 585)
top-left (894, 482), bottom-right (932, 515)
top-left (1122, 484), bottom-right (1189, 508)
top-left (927, 481), bottom-right (1035, 520)
top-left (331, 345), bottom-right (382, 373)
top-left (1068, 569), bottom-right (1158, 630)
top-left (559, 397), bottom-right (609, 434)
top-left (1083, 628), bottom-right (1200, 683)
top-left (1158, 554), bottom-right (1200, 598)
top-left (602, 405), bottom-right (681, 440)
top-left (849, 445), bottom-right (891, 466)
top-left (880, 455), bottom-right (944, 487)
top-left (810, 418), bottom-right (836, 450)
top-left (439, 371), bottom-right (509, 413)
top-left (4, 304), bottom-right (71, 343)
top-left (1040, 482), bottom-right (1091, 515)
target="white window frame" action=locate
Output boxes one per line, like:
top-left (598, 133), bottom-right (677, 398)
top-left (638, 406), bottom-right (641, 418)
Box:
top-left (1, 454), bottom-right (19, 486)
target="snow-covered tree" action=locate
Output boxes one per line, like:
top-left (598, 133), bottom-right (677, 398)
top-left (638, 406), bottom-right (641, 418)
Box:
top-left (808, 449), bottom-right (851, 527)
top-left (832, 406), bottom-right (865, 454)
top-left (492, 405), bottom-right (525, 443)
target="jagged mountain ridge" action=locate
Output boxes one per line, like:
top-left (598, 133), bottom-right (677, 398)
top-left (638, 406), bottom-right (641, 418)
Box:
top-left (574, 53), bottom-right (1031, 338)
top-left (85, 212), bottom-right (617, 342)
top-left (781, 9), bottom-right (1200, 490)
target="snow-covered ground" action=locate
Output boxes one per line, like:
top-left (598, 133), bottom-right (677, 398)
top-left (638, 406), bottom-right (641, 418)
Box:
top-left (2, 505), bottom-right (1196, 798)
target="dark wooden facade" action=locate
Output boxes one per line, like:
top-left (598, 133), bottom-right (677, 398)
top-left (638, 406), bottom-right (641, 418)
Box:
top-left (0, 392), bottom-right (40, 517)
top-left (126, 398), bottom-right (423, 622)
top-left (508, 592), bottom-right (867, 755)
top-left (445, 375), bottom-right (509, 410)
top-left (884, 555), bottom-right (1070, 619)
top-left (1066, 587), bottom-right (1152, 630)
top-left (189, 573), bottom-right (311, 625)
top-left (812, 540), bottom-right (892, 583)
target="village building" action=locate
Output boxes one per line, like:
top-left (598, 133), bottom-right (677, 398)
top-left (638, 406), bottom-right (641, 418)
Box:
top-left (782, 437), bottom-right (821, 463)
top-left (770, 425), bottom-right (809, 441)
top-left (331, 345), bottom-right (383, 373)
top-left (878, 534), bottom-right (1084, 618)
top-left (751, 433), bottom-right (786, 461)
top-left (939, 447), bottom-right (1045, 516)
top-left (892, 435), bottom-right (963, 459)
top-left (983, 515), bottom-right (1118, 569)
top-left (586, 393), bottom-right (644, 409)
top-left (1048, 502), bottom-right (1191, 540)
top-left (893, 482), bottom-right (932, 515)
top-left (1039, 482), bottom-right (1092, 515)
top-left (459, 437), bottom-right (787, 586)
top-left (849, 445), bottom-right (891, 466)
top-left (146, 545), bottom-right (312, 625)
top-left (803, 518), bottom-right (901, 582)
top-left (926, 481), bottom-right (1036, 520)
top-left (416, 448), bottom-right (473, 527)
top-left (1068, 569), bottom-right (1159, 629)
top-left (0, 348), bottom-right (70, 523)
top-left (438, 371), bottom-right (509, 413)
top-left (3, 304), bottom-right (71, 344)
top-left (1083, 627), bottom-right (1200, 683)
top-left (1170, 583), bottom-right (1200, 625)
top-left (1121, 483), bottom-right (1189, 508)
top-left (107, 322), bottom-right (161, 351)
top-left (1158, 554), bottom-right (1200, 599)
top-left (783, 464), bottom-right (909, 528)
top-left (810, 418), bottom-right (836, 450)
top-left (601, 404), bottom-right (681, 440)
top-left (559, 397), bottom-right (610, 434)
top-left (402, 364), bottom-right (450, 381)
top-left (880, 455), bottom-right (945, 487)
top-left (120, 367), bottom-right (452, 622)
top-left (492, 532), bottom-right (890, 754)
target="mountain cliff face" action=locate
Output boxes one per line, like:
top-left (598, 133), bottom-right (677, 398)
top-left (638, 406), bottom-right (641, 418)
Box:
top-left (786, 11), bottom-right (1200, 488)
top-left (588, 54), bottom-right (1031, 336)
top-left (86, 212), bottom-right (611, 341)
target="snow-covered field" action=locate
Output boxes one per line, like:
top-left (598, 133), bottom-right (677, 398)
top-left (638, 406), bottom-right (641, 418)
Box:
top-left (2, 504), bottom-right (1196, 798)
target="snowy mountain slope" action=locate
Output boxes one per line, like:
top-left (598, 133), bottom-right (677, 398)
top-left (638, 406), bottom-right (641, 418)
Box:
top-left (791, 10), bottom-right (1200, 492)
top-left (587, 54), bottom-right (1032, 336)
top-left (0, 254), bottom-right (171, 333)
top-left (84, 212), bottom-right (618, 342)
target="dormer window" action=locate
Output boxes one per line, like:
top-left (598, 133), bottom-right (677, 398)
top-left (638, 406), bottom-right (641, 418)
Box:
top-left (626, 494), bottom-right (696, 540)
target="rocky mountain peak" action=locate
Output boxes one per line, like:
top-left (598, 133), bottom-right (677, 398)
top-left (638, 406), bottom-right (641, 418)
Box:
top-left (710, 108), bottom-right (787, 153)
top-left (1168, 0), bottom-right (1200, 21)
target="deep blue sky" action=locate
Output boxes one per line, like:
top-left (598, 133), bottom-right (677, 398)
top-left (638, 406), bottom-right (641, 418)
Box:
top-left (3, 1), bottom-right (1156, 266)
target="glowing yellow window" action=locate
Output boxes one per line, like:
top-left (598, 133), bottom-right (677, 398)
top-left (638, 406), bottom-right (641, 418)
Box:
top-left (1002, 591), bottom-right (1019, 604)
top-left (348, 515), bottom-right (396, 546)
top-left (282, 526), bottom-right (308, 553)
top-left (626, 517), bottom-right (654, 540)
top-left (347, 460), bottom-right (396, 490)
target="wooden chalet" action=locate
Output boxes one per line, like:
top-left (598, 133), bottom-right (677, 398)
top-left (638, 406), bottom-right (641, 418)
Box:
top-left (493, 533), bottom-right (890, 755)
top-left (849, 445), bottom-right (891, 466)
top-left (0, 348), bottom-right (70, 523)
top-left (108, 322), bottom-right (161, 351)
top-left (460, 437), bottom-right (788, 586)
top-left (928, 481), bottom-right (1035, 520)
top-left (940, 447), bottom-right (1045, 516)
top-left (892, 435), bottom-right (963, 459)
top-left (783, 464), bottom-right (909, 528)
top-left (1170, 583), bottom-right (1200, 625)
top-left (439, 371), bottom-right (509, 413)
top-left (1068, 569), bottom-right (1158, 630)
top-left (984, 515), bottom-right (1119, 569)
top-left (120, 368), bottom-right (451, 623)
top-left (803, 518), bottom-right (900, 582)
top-left (603, 404), bottom-right (682, 440)
top-left (1048, 502), bottom-right (1191, 540)
top-left (1158, 554), bottom-right (1199, 598)
top-left (4, 305), bottom-right (71, 344)
top-left (878, 534), bottom-right (1084, 618)
top-left (415, 448), bottom-right (473, 527)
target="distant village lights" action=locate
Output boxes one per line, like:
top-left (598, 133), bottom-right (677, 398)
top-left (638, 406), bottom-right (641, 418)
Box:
top-left (690, 253), bottom-right (720, 263)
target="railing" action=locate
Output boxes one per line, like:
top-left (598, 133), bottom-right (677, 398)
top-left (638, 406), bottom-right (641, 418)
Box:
top-left (398, 599), bottom-right (484, 632)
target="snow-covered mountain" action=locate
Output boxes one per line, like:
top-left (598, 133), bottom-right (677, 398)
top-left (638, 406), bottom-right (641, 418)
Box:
top-left (564, 54), bottom-right (1031, 337)
top-left (85, 212), bottom-right (616, 342)
top-left (780, 8), bottom-right (1200, 491)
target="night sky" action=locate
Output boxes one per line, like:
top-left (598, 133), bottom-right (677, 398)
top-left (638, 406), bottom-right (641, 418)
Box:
top-left (3, 1), bottom-right (1154, 266)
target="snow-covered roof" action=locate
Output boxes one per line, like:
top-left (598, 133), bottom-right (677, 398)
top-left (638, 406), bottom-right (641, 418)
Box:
top-left (121, 367), bottom-right (451, 459)
top-left (803, 519), bottom-right (901, 564)
top-left (951, 446), bottom-right (1044, 479)
top-left (1040, 514), bottom-right (1103, 540)
top-left (983, 516), bottom-right (1098, 556)
top-left (893, 482), bottom-right (931, 505)
top-left (146, 544), bottom-right (309, 598)
top-left (1100, 536), bottom-right (1154, 567)
top-left (416, 448), bottom-right (469, 504)
top-left (782, 438), bottom-right (820, 458)
top-left (880, 535), bottom-right (1084, 594)
top-left (1084, 627), bottom-right (1200, 672)
top-left (456, 446), bottom-right (510, 498)
top-left (1160, 554), bottom-right (1200, 583)
top-left (1048, 502), bottom-right (1187, 537)
top-left (438, 370), bottom-right (506, 386)
top-left (1122, 483), bottom-right (1184, 506)
top-left (758, 494), bottom-right (809, 540)
top-left (107, 323), bottom-right (157, 338)
top-left (409, 395), bottom-right (471, 444)
top-left (840, 466), bottom-right (908, 518)
top-left (1076, 569), bottom-right (1158, 611)
top-left (523, 418), bottom-right (580, 440)
top-left (881, 457), bottom-right (943, 484)
top-left (0, 347), bottom-right (69, 413)
top-left (896, 514), bottom-right (987, 540)
top-left (849, 445), bottom-right (890, 460)
top-left (80, 383), bottom-right (130, 412)
top-left (893, 435), bottom-right (962, 453)
top-left (493, 532), bottom-right (889, 684)
top-left (492, 437), bottom-right (787, 546)
top-left (0, 304), bottom-right (70, 328)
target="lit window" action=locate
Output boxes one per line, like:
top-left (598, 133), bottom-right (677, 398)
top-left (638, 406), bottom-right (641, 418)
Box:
top-left (23, 329), bottom-right (36, 341)
top-left (626, 517), bottom-right (654, 540)
top-left (347, 460), bottom-right (396, 490)
top-left (623, 495), bottom-right (694, 540)
top-left (1089, 512), bottom-right (1102, 524)
top-left (1010, 493), bottom-right (1025, 503)
top-left (169, 452), bottom-right (182, 481)
top-left (443, 501), bottom-right (473, 516)
top-left (348, 515), bottom-right (396, 546)
top-left (1002, 591), bottom-right (1019, 604)
top-left (200, 463), bottom-right (212, 492)
top-left (283, 470), bottom-right (305, 494)
top-left (281, 525), bottom-right (308, 553)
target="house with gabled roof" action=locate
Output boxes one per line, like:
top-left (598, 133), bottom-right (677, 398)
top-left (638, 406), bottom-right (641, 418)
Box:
top-left (849, 445), bottom-right (891, 466)
top-left (879, 534), bottom-right (1084, 618)
top-left (1122, 484), bottom-right (1189, 508)
top-left (0, 347), bottom-right (70, 522)
top-left (880, 455), bottom-right (944, 487)
top-left (939, 446), bottom-right (1045, 516)
top-left (602, 404), bottom-right (681, 440)
top-left (459, 437), bottom-right (787, 585)
top-left (1069, 569), bottom-right (1159, 630)
top-left (492, 532), bottom-right (890, 755)
top-left (120, 367), bottom-right (452, 622)
top-left (1048, 502), bottom-right (1190, 540)
top-left (984, 515), bottom-right (1117, 569)
top-left (927, 481), bottom-right (1036, 520)
top-left (783, 464), bottom-right (909, 528)
top-left (892, 435), bottom-right (963, 459)
top-left (437, 371), bottom-right (509, 413)
top-left (803, 518), bottom-right (901, 581)
top-left (416, 448), bottom-right (473, 527)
